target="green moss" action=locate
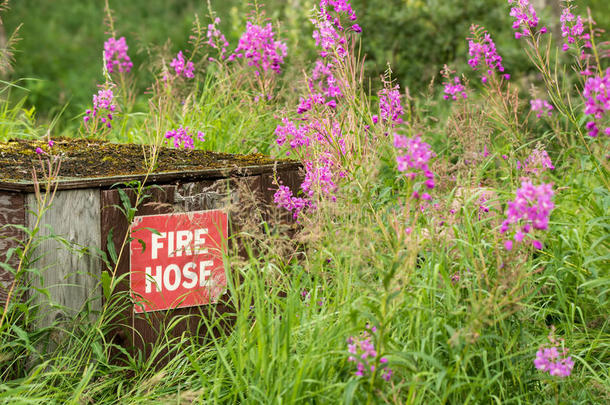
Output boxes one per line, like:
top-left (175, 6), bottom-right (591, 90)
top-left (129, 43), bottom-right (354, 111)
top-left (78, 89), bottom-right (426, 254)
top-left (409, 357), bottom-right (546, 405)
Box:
top-left (0, 137), bottom-right (293, 182)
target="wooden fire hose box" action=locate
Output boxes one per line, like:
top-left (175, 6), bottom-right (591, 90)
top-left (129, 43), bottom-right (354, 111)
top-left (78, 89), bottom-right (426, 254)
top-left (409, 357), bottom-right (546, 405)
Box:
top-left (0, 138), bottom-right (301, 357)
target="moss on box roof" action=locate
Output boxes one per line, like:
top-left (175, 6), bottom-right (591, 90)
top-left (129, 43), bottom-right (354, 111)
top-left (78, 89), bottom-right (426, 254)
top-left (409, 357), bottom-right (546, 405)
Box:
top-left (0, 137), bottom-right (289, 183)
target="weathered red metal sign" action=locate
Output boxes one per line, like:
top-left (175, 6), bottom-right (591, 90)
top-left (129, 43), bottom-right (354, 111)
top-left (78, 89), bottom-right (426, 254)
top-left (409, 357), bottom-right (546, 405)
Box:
top-left (129, 210), bottom-right (228, 313)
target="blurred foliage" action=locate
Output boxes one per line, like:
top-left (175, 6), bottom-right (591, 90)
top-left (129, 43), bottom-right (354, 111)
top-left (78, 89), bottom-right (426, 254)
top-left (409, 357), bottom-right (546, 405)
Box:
top-left (4, 0), bottom-right (204, 120)
top-left (353, 0), bottom-right (517, 89)
top-left (2, 0), bottom-right (609, 124)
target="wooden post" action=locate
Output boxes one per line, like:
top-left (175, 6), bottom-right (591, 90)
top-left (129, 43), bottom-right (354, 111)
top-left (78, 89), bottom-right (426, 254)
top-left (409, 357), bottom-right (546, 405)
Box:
top-left (26, 189), bottom-right (102, 333)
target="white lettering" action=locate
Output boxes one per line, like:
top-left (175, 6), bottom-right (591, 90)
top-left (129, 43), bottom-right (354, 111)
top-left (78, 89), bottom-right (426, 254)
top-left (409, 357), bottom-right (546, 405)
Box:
top-left (182, 262), bottom-right (198, 289)
top-left (164, 264), bottom-right (181, 291)
top-left (151, 232), bottom-right (166, 260)
top-left (176, 230), bottom-right (193, 257)
top-left (145, 265), bottom-right (163, 293)
top-left (168, 230), bottom-right (175, 257)
top-left (199, 260), bottom-right (214, 286)
top-left (194, 228), bottom-right (209, 255)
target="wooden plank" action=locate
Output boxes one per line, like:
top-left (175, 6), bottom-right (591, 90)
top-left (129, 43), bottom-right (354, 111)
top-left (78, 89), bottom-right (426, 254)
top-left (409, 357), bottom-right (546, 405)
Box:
top-left (173, 180), bottom-right (230, 212)
top-left (0, 161), bottom-right (302, 193)
top-left (0, 191), bottom-right (25, 305)
top-left (26, 189), bottom-right (102, 334)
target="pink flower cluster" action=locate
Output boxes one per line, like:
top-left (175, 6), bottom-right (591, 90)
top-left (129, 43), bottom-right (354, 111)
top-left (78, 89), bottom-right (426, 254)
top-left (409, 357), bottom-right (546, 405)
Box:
top-left (297, 60), bottom-right (342, 114)
top-left (312, 0), bottom-right (360, 59)
top-left (228, 22), bottom-right (287, 76)
top-left (170, 51), bottom-right (195, 79)
top-left (273, 2), bottom-right (359, 219)
top-left (560, 6), bottom-right (585, 52)
top-left (273, 121), bottom-right (346, 216)
top-left (164, 126), bottom-right (205, 149)
top-left (530, 99), bottom-right (554, 118)
top-left (374, 84), bottom-right (404, 127)
top-left (394, 134), bottom-right (435, 199)
top-left (534, 330), bottom-right (574, 378)
top-left (206, 17), bottom-right (229, 60)
top-left (500, 180), bottom-right (554, 250)
top-left (84, 88), bottom-right (116, 129)
top-left (517, 148), bottom-right (555, 176)
top-left (508, 0), bottom-right (547, 39)
top-left (104, 37), bottom-right (133, 74)
top-left (312, 16), bottom-right (347, 59)
top-left (583, 68), bottom-right (610, 137)
top-left (347, 325), bottom-right (392, 381)
top-left (443, 76), bottom-right (467, 101)
top-left (275, 118), bottom-right (311, 151)
top-left (319, 0), bottom-right (358, 26)
top-left (273, 184), bottom-right (311, 219)
top-left (301, 156), bottom-right (339, 201)
top-left (274, 117), bottom-right (346, 215)
top-left (297, 2), bottom-right (359, 114)
top-left (468, 26), bottom-right (510, 83)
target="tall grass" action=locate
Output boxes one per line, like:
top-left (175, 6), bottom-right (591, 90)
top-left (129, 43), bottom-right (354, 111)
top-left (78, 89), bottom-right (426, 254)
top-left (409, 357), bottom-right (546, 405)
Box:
top-left (0, 0), bottom-right (609, 404)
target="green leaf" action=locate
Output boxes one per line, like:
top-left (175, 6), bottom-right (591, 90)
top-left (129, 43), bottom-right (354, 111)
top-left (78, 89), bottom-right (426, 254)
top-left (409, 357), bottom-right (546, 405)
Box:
top-left (101, 270), bottom-right (112, 301)
top-left (107, 229), bottom-right (118, 265)
top-left (343, 379), bottom-right (359, 405)
top-left (11, 324), bottom-right (30, 347)
top-left (118, 188), bottom-right (137, 222)
top-left (136, 238), bottom-right (146, 253)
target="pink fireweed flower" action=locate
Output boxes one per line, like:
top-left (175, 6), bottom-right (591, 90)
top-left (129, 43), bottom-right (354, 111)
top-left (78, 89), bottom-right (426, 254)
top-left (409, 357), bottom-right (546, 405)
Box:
top-left (394, 134), bottom-right (435, 192)
top-left (560, 6), bottom-right (585, 51)
top-left (228, 22), bottom-right (287, 76)
top-left (301, 158), bottom-right (338, 202)
top-left (273, 184), bottom-right (311, 219)
top-left (170, 51), bottom-right (195, 79)
top-left (500, 180), bottom-right (554, 250)
top-left (312, 0), bottom-right (359, 58)
top-left (319, 0), bottom-right (358, 27)
top-left (164, 126), bottom-right (204, 149)
top-left (274, 119), bottom-right (346, 217)
top-left (207, 17), bottom-right (229, 60)
top-left (84, 87), bottom-right (117, 129)
top-left (275, 119), bottom-right (312, 153)
top-left (517, 147), bottom-right (555, 176)
top-left (378, 85), bottom-right (404, 127)
top-left (35, 147), bottom-right (44, 155)
top-left (508, 0), bottom-right (546, 39)
top-left (534, 328), bottom-right (574, 378)
top-left (443, 76), bottom-right (467, 101)
top-left (468, 26), bottom-right (509, 83)
top-left (312, 15), bottom-right (347, 58)
top-left (530, 99), bottom-right (554, 118)
top-left (582, 68), bottom-right (610, 137)
top-left (104, 37), bottom-right (133, 74)
top-left (273, 2), bottom-right (357, 219)
top-left (297, 60), bottom-right (342, 114)
top-left (312, 59), bottom-right (342, 98)
top-left (346, 324), bottom-right (391, 381)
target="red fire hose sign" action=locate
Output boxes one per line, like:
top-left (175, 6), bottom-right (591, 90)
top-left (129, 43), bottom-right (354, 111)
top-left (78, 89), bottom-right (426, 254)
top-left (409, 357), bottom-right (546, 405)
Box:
top-left (129, 210), bottom-right (228, 313)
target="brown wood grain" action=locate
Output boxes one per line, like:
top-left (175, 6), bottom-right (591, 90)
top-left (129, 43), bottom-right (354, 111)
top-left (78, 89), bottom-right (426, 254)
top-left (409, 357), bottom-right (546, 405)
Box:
top-left (0, 161), bottom-right (302, 192)
top-left (0, 191), bottom-right (25, 304)
top-left (26, 189), bottom-right (102, 334)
